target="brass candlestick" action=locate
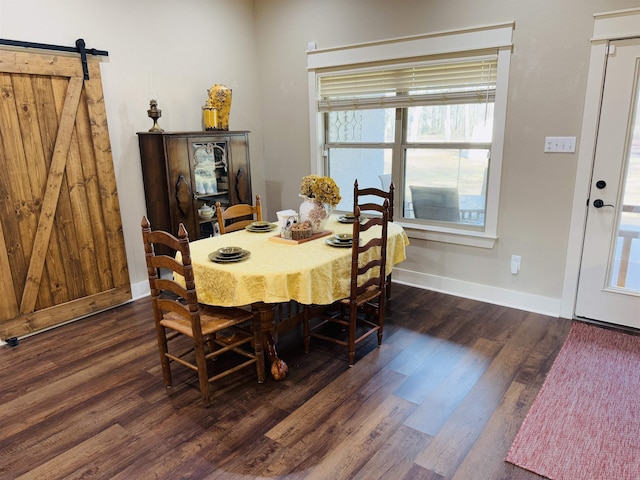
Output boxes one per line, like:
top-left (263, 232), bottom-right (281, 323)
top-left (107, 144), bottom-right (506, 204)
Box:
top-left (147, 99), bottom-right (164, 132)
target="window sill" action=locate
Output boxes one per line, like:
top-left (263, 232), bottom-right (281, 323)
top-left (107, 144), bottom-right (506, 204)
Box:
top-left (398, 221), bottom-right (498, 249)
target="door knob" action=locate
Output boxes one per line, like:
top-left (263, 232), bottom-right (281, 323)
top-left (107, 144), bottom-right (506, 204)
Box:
top-left (593, 199), bottom-right (614, 208)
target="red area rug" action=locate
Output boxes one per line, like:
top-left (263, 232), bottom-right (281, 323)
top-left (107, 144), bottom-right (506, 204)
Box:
top-left (506, 321), bottom-right (640, 479)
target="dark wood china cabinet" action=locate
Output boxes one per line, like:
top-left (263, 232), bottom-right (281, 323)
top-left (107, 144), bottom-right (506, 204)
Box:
top-left (137, 131), bottom-right (252, 244)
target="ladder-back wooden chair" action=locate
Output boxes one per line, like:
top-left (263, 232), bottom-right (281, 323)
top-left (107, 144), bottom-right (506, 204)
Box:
top-left (351, 181), bottom-right (394, 300)
top-left (303, 181), bottom-right (390, 366)
top-left (215, 195), bottom-right (262, 234)
top-left (141, 216), bottom-right (265, 407)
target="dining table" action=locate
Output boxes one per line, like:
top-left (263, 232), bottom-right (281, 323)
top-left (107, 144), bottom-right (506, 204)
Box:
top-left (184, 213), bottom-right (410, 379)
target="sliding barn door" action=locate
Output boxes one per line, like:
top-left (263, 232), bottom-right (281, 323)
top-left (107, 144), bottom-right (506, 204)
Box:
top-left (0, 46), bottom-right (130, 339)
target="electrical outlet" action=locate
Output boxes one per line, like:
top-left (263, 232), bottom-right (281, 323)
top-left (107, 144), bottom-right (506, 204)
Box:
top-left (511, 255), bottom-right (521, 275)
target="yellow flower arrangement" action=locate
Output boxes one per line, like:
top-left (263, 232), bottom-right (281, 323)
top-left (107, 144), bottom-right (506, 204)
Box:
top-left (300, 175), bottom-right (341, 206)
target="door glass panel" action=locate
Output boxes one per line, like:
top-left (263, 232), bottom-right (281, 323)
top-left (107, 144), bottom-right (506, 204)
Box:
top-left (193, 142), bottom-right (227, 196)
top-left (192, 141), bottom-right (229, 237)
top-left (610, 73), bottom-right (640, 292)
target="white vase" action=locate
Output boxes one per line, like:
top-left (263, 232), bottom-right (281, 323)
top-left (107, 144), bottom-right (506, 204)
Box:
top-left (299, 196), bottom-right (333, 233)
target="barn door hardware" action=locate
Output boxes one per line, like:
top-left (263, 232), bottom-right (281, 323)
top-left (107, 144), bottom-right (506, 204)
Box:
top-left (0, 37), bottom-right (108, 80)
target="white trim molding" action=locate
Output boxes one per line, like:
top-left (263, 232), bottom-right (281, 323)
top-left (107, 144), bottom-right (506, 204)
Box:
top-left (561, 7), bottom-right (640, 319)
top-left (394, 267), bottom-right (562, 317)
top-left (306, 23), bottom-right (515, 70)
top-left (592, 8), bottom-right (640, 41)
top-left (307, 23), bottom-right (514, 248)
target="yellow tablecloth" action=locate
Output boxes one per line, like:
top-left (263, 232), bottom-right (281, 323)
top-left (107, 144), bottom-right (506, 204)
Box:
top-left (186, 215), bottom-right (409, 307)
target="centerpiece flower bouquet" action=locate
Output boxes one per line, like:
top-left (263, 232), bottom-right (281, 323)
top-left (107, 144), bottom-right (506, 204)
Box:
top-left (300, 175), bottom-right (341, 206)
top-left (299, 175), bottom-right (341, 233)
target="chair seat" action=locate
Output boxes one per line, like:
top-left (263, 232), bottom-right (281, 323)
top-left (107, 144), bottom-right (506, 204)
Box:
top-left (160, 305), bottom-right (254, 337)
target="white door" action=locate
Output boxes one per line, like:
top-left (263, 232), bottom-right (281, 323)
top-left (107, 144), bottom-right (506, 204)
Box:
top-left (575, 38), bottom-right (640, 328)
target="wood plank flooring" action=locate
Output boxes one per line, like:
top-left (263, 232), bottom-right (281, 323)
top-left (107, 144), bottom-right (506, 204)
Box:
top-left (0, 284), bottom-right (571, 479)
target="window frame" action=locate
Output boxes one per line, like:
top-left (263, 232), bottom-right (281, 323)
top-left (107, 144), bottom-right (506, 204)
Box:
top-left (307, 23), bottom-right (514, 248)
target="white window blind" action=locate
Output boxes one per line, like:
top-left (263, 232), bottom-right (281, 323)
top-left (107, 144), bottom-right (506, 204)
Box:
top-left (318, 56), bottom-right (497, 111)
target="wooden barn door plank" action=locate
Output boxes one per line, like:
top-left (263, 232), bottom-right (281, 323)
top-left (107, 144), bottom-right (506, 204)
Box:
top-left (0, 44), bottom-right (131, 338)
top-left (31, 74), bottom-right (71, 305)
top-left (12, 73), bottom-right (57, 308)
top-left (0, 49), bottom-right (85, 77)
top-left (64, 89), bottom-right (103, 295)
top-left (20, 76), bottom-right (83, 314)
top-left (84, 60), bottom-right (129, 287)
top-left (0, 72), bottom-right (33, 303)
top-left (49, 77), bottom-right (84, 303)
top-left (0, 217), bottom-right (18, 318)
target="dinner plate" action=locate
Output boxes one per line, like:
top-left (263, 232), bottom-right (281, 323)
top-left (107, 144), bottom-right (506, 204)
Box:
top-left (245, 224), bottom-right (277, 233)
top-left (326, 238), bottom-right (358, 248)
top-left (337, 215), bottom-right (355, 224)
top-left (337, 215), bottom-right (366, 224)
top-left (208, 250), bottom-right (251, 263)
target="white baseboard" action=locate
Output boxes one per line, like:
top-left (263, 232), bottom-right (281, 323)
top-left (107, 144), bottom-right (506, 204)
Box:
top-left (131, 281), bottom-right (150, 300)
top-left (393, 267), bottom-right (564, 318)
top-left (130, 271), bottom-right (564, 318)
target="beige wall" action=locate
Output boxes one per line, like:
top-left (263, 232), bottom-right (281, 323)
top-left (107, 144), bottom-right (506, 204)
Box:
top-left (254, 0), bottom-right (640, 315)
top-left (0, 0), bottom-right (263, 295)
top-left (1, 0), bottom-right (638, 315)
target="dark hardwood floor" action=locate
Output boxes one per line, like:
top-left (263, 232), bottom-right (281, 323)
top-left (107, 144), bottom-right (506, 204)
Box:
top-left (0, 284), bottom-right (571, 479)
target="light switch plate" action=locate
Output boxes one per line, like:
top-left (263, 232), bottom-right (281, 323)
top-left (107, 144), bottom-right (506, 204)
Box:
top-left (544, 136), bottom-right (576, 153)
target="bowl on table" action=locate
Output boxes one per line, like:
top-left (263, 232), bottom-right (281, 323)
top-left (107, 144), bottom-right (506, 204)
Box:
top-left (216, 246), bottom-right (243, 258)
top-left (250, 221), bottom-right (272, 229)
top-left (334, 233), bottom-right (353, 244)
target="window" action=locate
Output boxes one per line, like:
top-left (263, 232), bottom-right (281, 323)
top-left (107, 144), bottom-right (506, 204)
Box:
top-left (307, 24), bottom-right (513, 247)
